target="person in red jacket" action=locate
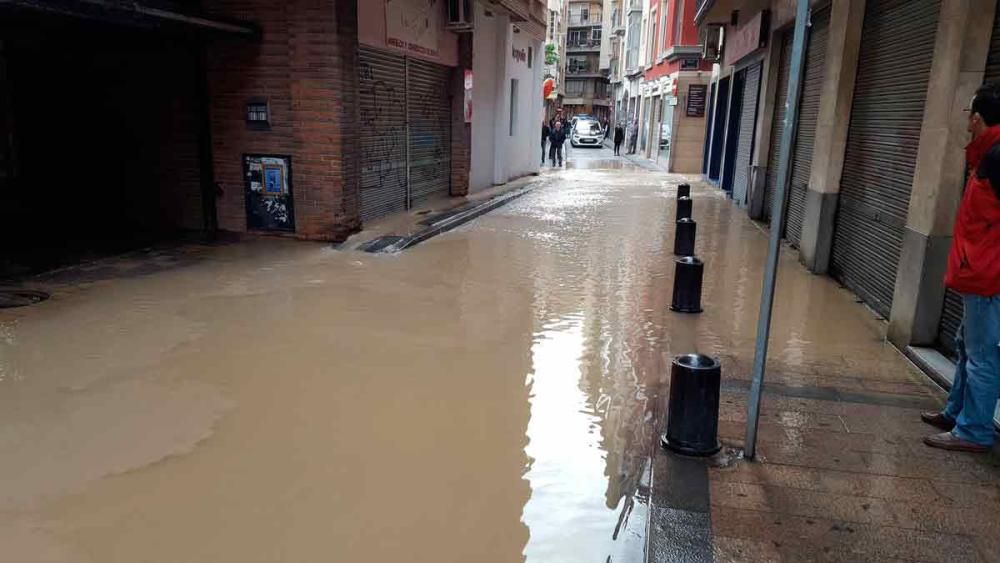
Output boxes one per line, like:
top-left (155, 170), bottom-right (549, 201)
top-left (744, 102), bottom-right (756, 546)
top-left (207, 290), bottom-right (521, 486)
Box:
top-left (922, 83), bottom-right (1000, 453)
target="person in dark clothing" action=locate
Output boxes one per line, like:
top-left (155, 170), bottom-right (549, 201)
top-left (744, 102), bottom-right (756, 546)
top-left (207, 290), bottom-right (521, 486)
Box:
top-left (602, 118), bottom-right (610, 141)
top-left (549, 121), bottom-right (567, 167)
top-left (613, 124), bottom-right (625, 156)
top-left (541, 120), bottom-right (550, 165)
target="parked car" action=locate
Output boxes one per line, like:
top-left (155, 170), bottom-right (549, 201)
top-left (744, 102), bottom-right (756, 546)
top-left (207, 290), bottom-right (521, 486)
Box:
top-left (571, 120), bottom-right (604, 148)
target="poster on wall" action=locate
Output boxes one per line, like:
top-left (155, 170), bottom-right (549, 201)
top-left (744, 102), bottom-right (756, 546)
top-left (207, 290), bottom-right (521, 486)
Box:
top-left (686, 85), bottom-right (708, 118)
top-left (464, 70), bottom-right (473, 123)
top-left (244, 154), bottom-right (295, 232)
top-left (385, 0), bottom-right (442, 58)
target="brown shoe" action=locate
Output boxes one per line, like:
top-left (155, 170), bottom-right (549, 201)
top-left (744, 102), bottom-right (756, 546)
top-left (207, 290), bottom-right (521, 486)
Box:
top-left (923, 432), bottom-right (990, 453)
top-left (921, 411), bottom-right (956, 431)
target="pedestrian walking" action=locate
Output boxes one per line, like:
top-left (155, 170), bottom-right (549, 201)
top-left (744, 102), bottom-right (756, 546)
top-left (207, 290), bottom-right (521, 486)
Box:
top-left (614, 124), bottom-right (625, 156)
top-left (602, 118), bottom-right (610, 141)
top-left (541, 120), bottom-right (550, 166)
top-left (549, 121), bottom-right (567, 167)
top-left (922, 82), bottom-right (1000, 453)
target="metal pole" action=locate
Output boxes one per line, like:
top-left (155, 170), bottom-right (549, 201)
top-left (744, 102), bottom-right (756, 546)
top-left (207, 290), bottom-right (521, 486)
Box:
top-left (744, 0), bottom-right (811, 460)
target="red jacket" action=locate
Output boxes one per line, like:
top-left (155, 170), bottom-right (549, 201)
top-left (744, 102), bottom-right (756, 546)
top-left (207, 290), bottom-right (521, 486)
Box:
top-left (945, 126), bottom-right (1000, 296)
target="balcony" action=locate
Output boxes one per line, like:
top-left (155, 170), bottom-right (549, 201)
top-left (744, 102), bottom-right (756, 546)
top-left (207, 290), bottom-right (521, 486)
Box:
top-left (566, 39), bottom-right (602, 52)
top-left (566, 66), bottom-right (604, 78)
top-left (694, 0), bottom-right (716, 23)
top-left (568, 14), bottom-right (602, 26)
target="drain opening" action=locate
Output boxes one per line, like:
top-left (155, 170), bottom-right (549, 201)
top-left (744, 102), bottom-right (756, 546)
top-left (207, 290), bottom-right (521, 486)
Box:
top-left (0, 289), bottom-right (50, 309)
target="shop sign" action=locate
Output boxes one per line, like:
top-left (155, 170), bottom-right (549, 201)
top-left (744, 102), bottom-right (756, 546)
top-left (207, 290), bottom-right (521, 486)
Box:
top-left (687, 84), bottom-right (708, 117)
top-left (512, 47), bottom-right (527, 64)
top-left (386, 0), bottom-right (442, 58)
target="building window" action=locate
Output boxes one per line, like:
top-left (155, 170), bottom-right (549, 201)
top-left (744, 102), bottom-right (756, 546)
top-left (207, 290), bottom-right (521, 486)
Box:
top-left (509, 79), bottom-right (518, 136)
top-left (569, 29), bottom-right (587, 46)
top-left (660, 2), bottom-right (669, 52)
top-left (528, 46), bottom-right (533, 68)
top-left (592, 28), bottom-right (602, 42)
top-left (674, 0), bottom-right (684, 44)
top-left (246, 99), bottom-right (270, 130)
top-left (647, 10), bottom-right (657, 65)
top-left (565, 79), bottom-right (585, 95)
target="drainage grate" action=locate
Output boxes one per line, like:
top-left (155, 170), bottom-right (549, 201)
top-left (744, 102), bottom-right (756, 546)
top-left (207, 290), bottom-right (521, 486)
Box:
top-left (0, 289), bottom-right (50, 309)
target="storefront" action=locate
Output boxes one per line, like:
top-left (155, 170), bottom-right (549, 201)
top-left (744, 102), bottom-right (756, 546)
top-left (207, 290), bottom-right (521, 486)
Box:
top-left (829, 0), bottom-right (940, 318)
top-left (761, 5), bottom-right (829, 246)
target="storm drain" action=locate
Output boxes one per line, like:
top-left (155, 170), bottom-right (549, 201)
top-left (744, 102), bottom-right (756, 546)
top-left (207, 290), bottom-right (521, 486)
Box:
top-left (0, 289), bottom-right (50, 308)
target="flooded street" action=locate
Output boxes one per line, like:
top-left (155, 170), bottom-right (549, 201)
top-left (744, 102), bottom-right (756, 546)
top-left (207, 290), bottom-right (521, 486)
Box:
top-left (0, 145), bottom-right (970, 562)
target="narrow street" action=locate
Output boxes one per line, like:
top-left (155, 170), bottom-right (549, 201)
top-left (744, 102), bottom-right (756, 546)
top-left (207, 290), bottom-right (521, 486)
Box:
top-left (1, 145), bottom-right (998, 562)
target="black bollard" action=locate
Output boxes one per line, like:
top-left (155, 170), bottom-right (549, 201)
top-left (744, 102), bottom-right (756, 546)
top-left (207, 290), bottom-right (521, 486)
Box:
top-left (661, 354), bottom-right (722, 456)
top-left (677, 183), bottom-right (691, 198)
top-left (673, 218), bottom-right (697, 256)
top-left (676, 196), bottom-right (693, 221)
top-left (670, 256), bottom-right (704, 313)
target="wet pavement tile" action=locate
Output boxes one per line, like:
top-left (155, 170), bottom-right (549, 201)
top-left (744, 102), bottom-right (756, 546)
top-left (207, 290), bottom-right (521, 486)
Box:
top-left (712, 508), bottom-right (985, 562)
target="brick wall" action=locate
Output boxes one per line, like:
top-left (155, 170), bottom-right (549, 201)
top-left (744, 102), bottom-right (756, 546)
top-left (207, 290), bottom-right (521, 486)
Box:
top-left (451, 34), bottom-right (473, 197)
top-left (204, 0), bottom-right (360, 241)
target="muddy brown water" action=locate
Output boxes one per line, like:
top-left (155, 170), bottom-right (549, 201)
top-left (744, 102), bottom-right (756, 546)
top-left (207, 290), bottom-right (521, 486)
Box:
top-left (0, 158), bottom-right (908, 562)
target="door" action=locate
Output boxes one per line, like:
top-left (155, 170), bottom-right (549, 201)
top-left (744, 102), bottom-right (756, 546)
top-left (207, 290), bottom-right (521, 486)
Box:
top-left (785, 7), bottom-right (829, 246)
top-left (762, 8), bottom-right (829, 245)
top-left (830, 0), bottom-right (940, 318)
top-left (658, 100), bottom-right (674, 167)
top-left (721, 71), bottom-right (744, 192)
top-left (702, 82), bottom-right (715, 174)
top-left (763, 31), bottom-right (792, 222)
top-left (408, 58), bottom-right (452, 207)
top-left (731, 61), bottom-right (762, 207)
top-left (937, 4), bottom-right (1000, 355)
top-left (359, 47), bottom-right (452, 222)
top-left (359, 47), bottom-right (408, 222)
top-left (708, 77), bottom-right (729, 181)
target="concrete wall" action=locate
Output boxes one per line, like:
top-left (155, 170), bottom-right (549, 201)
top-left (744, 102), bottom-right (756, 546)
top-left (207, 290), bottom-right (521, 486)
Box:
top-left (504, 29), bottom-right (545, 180)
top-left (471, 4), bottom-right (501, 190)
top-left (470, 6), bottom-right (543, 190)
top-left (671, 73), bottom-right (711, 173)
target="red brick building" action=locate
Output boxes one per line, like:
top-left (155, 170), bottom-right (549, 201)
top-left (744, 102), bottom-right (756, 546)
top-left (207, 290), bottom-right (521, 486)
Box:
top-left (0, 0), bottom-right (545, 278)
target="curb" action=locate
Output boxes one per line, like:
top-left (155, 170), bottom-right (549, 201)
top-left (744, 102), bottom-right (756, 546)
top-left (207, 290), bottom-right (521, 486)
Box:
top-left (358, 186), bottom-right (535, 253)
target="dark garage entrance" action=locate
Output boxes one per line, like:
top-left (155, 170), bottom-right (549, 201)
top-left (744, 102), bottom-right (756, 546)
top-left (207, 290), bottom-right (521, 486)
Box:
top-left (0, 5), bottom-right (252, 279)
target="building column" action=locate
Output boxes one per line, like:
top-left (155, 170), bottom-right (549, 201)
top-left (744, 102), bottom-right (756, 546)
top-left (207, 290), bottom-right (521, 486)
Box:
top-left (888, 0), bottom-right (997, 347)
top-left (797, 0), bottom-right (865, 272)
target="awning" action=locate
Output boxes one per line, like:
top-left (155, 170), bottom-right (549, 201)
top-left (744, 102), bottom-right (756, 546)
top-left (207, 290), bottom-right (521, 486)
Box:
top-left (0, 0), bottom-right (259, 37)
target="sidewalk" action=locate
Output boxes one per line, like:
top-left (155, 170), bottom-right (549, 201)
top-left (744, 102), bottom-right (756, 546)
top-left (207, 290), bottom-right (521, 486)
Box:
top-left (649, 181), bottom-right (1000, 562)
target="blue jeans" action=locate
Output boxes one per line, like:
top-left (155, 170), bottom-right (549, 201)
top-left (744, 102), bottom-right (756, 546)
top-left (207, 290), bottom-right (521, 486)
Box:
top-left (944, 295), bottom-right (1000, 446)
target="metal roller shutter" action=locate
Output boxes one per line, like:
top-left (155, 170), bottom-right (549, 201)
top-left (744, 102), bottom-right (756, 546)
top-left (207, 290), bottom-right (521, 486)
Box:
top-left (786, 7), bottom-right (829, 246)
top-left (937, 5), bottom-right (1000, 355)
top-left (830, 0), bottom-right (940, 318)
top-left (763, 32), bottom-right (792, 222)
top-left (732, 62), bottom-right (762, 207)
top-left (359, 47), bottom-right (408, 222)
top-left (407, 58), bottom-right (452, 207)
